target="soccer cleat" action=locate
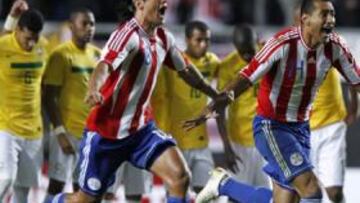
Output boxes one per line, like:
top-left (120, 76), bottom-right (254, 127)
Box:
top-left (195, 167), bottom-right (229, 203)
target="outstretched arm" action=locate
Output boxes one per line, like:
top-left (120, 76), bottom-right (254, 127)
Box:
top-left (215, 108), bottom-right (242, 172)
top-left (177, 64), bottom-right (219, 98)
top-left (183, 74), bottom-right (252, 131)
top-left (344, 86), bottom-right (358, 125)
top-left (84, 62), bottom-right (110, 107)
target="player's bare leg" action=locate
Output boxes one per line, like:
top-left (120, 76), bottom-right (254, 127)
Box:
top-left (325, 186), bottom-right (344, 203)
top-left (291, 170), bottom-right (322, 202)
top-left (272, 181), bottom-right (300, 203)
top-left (150, 146), bottom-right (191, 199)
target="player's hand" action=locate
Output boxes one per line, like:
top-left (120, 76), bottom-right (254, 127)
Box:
top-left (182, 106), bottom-right (218, 131)
top-left (345, 112), bottom-right (357, 126)
top-left (57, 133), bottom-right (76, 155)
top-left (85, 91), bottom-right (104, 107)
top-left (224, 145), bottom-right (242, 173)
top-left (10, 0), bottom-right (28, 17)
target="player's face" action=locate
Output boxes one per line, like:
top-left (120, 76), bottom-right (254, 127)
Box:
top-left (16, 27), bottom-right (40, 52)
top-left (186, 29), bottom-right (210, 59)
top-left (303, 1), bottom-right (335, 44)
top-left (71, 12), bottom-right (95, 44)
top-left (142, 0), bottom-right (167, 26)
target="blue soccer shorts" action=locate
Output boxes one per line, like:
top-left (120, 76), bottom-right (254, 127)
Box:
top-left (77, 121), bottom-right (176, 196)
top-left (253, 115), bottom-right (313, 190)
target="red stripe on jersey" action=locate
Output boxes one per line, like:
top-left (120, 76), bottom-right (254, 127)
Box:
top-left (104, 28), bottom-right (137, 68)
top-left (86, 69), bottom-right (122, 137)
top-left (111, 41), bottom-right (145, 134)
top-left (333, 59), bottom-right (351, 82)
top-left (257, 60), bottom-right (280, 118)
top-left (156, 28), bottom-right (167, 50)
top-left (130, 40), bottom-right (158, 134)
top-left (297, 50), bottom-right (317, 121)
top-left (324, 42), bottom-right (333, 62)
top-left (275, 39), bottom-right (298, 121)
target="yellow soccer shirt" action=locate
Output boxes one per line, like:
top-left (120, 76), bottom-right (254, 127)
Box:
top-left (218, 51), bottom-right (258, 147)
top-left (43, 41), bottom-right (101, 139)
top-left (310, 68), bottom-right (347, 130)
top-left (167, 52), bottom-right (220, 150)
top-left (151, 67), bottom-right (171, 132)
top-left (0, 33), bottom-right (48, 139)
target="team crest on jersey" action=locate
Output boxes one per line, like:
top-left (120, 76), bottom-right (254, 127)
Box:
top-left (290, 152), bottom-right (304, 166)
top-left (87, 177), bottom-right (101, 191)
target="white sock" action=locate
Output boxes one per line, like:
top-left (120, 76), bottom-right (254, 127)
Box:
top-left (10, 186), bottom-right (29, 203)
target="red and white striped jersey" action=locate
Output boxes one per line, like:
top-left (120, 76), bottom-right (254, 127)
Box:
top-left (86, 18), bottom-right (188, 139)
top-left (241, 26), bottom-right (360, 123)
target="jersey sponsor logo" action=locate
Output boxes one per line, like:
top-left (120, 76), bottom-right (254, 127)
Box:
top-left (290, 152), bottom-right (304, 166)
top-left (87, 177), bottom-right (101, 191)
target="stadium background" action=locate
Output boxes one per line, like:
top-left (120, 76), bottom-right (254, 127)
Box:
top-left (0, 0), bottom-right (360, 202)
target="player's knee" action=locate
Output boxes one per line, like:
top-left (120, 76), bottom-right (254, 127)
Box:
top-left (300, 175), bottom-right (322, 198)
top-left (167, 167), bottom-right (191, 189)
top-left (326, 188), bottom-right (344, 203)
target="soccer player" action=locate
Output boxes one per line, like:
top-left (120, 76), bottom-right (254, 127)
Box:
top-left (216, 24), bottom-right (269, 187)
top-left (293, 3), bottom-right (358, 202)
top-left (162, 20), bottom-right (238, 194)
top-left (0, 2), bottom-right (48, 203)
top-left (42, 8), bottom-right (100, 203)
top-left (51, 0), bottom-right (221, 202)
top-left (184, 0), bottom-right (360, 202)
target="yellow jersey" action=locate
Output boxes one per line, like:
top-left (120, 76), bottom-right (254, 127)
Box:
top-left (0, 33), bottom-right (48, 139)
top-left (310, 68), bottom-right (347, 130)
top-left (43, 41), bottom-right (101, 138)
top-left (218, 51), bottom-right (258, 147)
top-left (151, 67), bottom-right (171, 132)
top-left (167, 52), bottom-right (220, 150)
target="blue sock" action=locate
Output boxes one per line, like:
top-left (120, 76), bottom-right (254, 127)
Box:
top-left (300, 191), bottom-right (322, 203)
top-left (167, 196), bottom-right (189, 203)
top-left (219, 177), bottom-right (272, 203)
top-left (51, 193), bottom-right (66, 203)
top-left (43, 194), bottom-right (54, 203)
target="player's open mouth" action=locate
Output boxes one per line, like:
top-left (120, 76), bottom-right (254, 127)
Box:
top-left (159, 5), bottom-right (167, 16)
top-left (321, 27), bottom-right (333, 34)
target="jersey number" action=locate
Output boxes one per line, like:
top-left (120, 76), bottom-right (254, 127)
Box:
top-left (24, 71), bottom-right (34, 84)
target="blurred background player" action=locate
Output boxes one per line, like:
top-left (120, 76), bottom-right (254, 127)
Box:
top-left (293, 3), bottom-right (359, 202)
top-left (0, 1), bottom-right (48, 202)
top-left (42, 8), bottom-right (100, 203)
top-left (158, 20), bottom-right (238, 194)
top-left (216, 24), bottom-right (270, 187)
top-left (310, 69), bottom-right (358, 203)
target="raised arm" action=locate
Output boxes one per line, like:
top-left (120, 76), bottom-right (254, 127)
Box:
top-left (1, 0), bottom-right (28, 35)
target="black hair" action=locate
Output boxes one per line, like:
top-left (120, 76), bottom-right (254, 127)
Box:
top-left (185, 21), bottom-right (209, 38)
top-left (117, 0), bottom-right (135, 23)
top-left (300, 0), bottom-right (332, 15)
top-left (70, 7), bottom-right (93, 22)
top-left (18, 9), bottom-right (44, 33)
top-left (233, 23), bottom-right (256, 47)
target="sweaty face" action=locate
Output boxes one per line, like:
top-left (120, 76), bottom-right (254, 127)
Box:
top-left (186, 29), bottom-right (211, 59)
top-left (143, 0), bottom-right (167, 26)
top-left (16, 27), bottom-right (40, 52)
top-left (71, 12), bottom-right (95, 44)
top-left (304, 1), bottom-right (335, 44)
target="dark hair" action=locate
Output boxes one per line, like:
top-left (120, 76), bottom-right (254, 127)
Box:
top-left (117, 0), bottom-right (135, 23)
top-left (185, 20), bottom-right (209, 38)
top-left (70, 7), bottom-right (93, 22)
top-left (300, 0), bottom-right (332, 15)
top-left (18, 9), bottom-right (44, 33)
top-left (233, 24), bottom-right (255, 45)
